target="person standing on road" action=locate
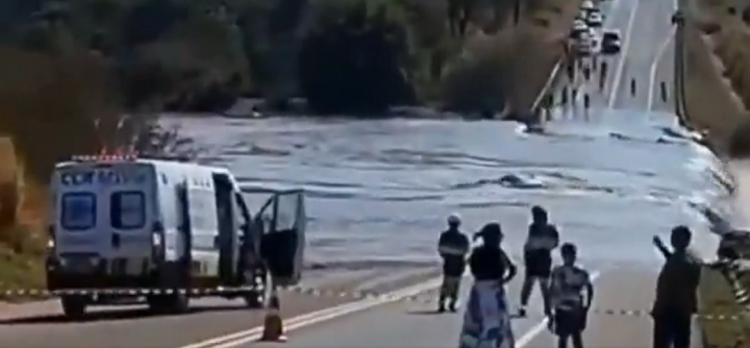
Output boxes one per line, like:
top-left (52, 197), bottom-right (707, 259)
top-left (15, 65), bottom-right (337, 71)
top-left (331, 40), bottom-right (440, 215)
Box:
top-left (599, 61), bottom-right (608, 91)
top-left (549, 243), bottom-right (594, 348)
top-left (651, 226), bottom-right (701, 348)
top-left (519, 206), bottom-right (560, 317)
top-left (438, 213), bottom-right (471, 313)
top-left (458, 222), bottom-right (518, 348)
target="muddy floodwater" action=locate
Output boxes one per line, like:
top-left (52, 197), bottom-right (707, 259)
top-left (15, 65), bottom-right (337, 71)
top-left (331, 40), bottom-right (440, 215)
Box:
top-left (163, 108), bottom-right (731, 271)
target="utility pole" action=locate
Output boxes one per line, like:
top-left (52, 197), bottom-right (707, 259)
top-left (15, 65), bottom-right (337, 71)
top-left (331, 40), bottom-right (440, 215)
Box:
top-left (513, 0), bottom-right (521, 26)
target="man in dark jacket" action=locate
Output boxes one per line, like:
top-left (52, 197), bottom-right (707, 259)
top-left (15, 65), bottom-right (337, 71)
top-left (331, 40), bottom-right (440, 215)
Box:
top-left (651, 226), bottom-right (701, 348)
top-left (438, 213), bottom-right (470, 312)
top-left (519, 206), bottom-right (560, 317)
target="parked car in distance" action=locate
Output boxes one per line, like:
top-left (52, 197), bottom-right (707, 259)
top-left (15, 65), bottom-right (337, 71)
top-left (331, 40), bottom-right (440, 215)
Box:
top-left (601, 29), bottom-right (622, 54)
top-left (587, 11), bottom-right (603, 26)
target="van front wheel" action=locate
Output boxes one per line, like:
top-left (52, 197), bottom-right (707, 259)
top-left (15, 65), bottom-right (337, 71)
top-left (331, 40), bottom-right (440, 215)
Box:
top-left (61, 296), bottom-right (87, 319)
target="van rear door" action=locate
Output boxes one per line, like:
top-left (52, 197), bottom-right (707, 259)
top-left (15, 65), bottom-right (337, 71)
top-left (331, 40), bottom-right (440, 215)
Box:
top-left (53, 163), bottom-right (154, 264)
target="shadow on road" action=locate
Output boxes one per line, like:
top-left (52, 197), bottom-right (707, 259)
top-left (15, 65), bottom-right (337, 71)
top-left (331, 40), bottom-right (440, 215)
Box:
top-left (406, 309), bottom-right (446, 315)
top-left (0, 305), bottom-right (260, 325)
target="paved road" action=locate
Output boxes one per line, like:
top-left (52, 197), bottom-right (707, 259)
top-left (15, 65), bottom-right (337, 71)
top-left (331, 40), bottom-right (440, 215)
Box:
top-left (551, 0), bottom-right (678, 118)
top-left (0, 266), bottom-right (440, 348)
top-left (242, 266), bottom-right (703, 348)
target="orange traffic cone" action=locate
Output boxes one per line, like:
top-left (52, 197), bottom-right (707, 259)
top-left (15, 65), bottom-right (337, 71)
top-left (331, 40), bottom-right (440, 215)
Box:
top-left (259, 291), bottom-right (287, 342)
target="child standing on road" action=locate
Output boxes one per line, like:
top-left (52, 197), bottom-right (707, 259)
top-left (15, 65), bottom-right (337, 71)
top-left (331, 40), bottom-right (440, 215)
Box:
top-left (438, 213), bottom-right (470, 313)
top-left (549, 243), bottom-right (594, 348)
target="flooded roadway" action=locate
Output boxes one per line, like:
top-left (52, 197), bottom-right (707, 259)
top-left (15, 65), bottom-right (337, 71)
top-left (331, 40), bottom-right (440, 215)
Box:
top-left (163, 107), bottom-right (727, 270)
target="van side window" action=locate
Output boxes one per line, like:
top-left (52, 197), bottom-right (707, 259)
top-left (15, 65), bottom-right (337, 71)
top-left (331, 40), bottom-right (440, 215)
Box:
top-left (111, 191), bottom-right (146, 229)
top-left (61, 192), bottom-right (96, 230)
top-left (189, 189), bottom-right (217, 231)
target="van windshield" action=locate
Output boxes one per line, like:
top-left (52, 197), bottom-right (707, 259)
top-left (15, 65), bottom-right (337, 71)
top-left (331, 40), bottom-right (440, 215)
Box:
top-left (61, 192), bottom-right (96, 231)
top-left (111, 191), bottom-right (146, 230)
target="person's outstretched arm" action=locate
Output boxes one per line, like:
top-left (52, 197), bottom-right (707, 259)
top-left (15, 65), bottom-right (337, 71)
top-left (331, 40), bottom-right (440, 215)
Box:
top-left (437, 233), bottom-right (449, 258)
top-left (584, 271), bottom-right (594, 310)
top-left (500, 249), bottom-right (517, 283)
top-left (550, 225), bottom-right (560, 249)
top-left (653, 236), bottom-right (672, 259)
top-left (460, 234), bottom-right (471, 256)
top-left (548, 267), bottom-right (562, 311)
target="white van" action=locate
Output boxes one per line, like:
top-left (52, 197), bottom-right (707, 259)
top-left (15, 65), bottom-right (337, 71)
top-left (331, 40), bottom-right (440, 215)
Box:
top-left (46, 154), bottom-right (306, 318)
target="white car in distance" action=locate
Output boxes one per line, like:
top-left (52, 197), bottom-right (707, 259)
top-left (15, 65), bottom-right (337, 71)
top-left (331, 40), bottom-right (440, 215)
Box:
top-left (601, 29), bottom-right (622, 54)
top-left (574, 28), bottom-right (600, 55)
top-left (572, 19), bottom-right (588, 33)
top-left (581, 0), bottom-right (596, 11)
top-left (587, 11), bottom-right (604, 26)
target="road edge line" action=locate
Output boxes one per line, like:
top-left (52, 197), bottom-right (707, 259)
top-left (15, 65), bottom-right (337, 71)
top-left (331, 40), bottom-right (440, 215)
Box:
top-left (608, 0), bottom-right (641, 108)
top-left (179, 277), bottom-right (444, 348)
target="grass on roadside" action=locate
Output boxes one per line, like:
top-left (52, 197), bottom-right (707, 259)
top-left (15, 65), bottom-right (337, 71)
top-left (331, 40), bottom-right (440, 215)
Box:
top-left (0, 238), bottom-right (45, 303)
top-left (699, 267), bottom-right (750, 348)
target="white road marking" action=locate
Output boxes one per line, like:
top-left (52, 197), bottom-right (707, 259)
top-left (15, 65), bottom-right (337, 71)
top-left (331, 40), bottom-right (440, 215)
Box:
top-left (647, 33), bottom-right (676, 111)
top-left (647, 0), bottom-right (680, 111)
top-left (516, 271), bottom-right (601, 347)
top-left (554, 0), bottom-right (622, 118)
top-left (608, 0), bottom-right (641, 108)
top-left (179, 277), bottom-right (445, 348)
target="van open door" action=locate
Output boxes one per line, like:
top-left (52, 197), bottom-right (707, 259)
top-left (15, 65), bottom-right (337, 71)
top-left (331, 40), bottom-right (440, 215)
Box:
top-left (242, 187), bottom-right (306, 287)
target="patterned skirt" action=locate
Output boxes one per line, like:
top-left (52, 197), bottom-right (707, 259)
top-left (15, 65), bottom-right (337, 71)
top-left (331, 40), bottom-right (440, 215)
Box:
top-left (458, 280), bottom-right (515, 348)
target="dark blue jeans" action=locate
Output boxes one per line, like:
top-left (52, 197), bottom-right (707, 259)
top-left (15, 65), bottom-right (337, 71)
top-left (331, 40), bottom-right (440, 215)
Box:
top-left (652, 311), bottom-right (691, 348)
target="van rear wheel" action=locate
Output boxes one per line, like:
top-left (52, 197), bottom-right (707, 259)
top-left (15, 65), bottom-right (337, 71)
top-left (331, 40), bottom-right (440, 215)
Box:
top-left (61, 295), bottom-right (87, 319)
top-left (169, 293), bottom-right (189, 313)
top-left (148, 293), bottom-right (189, 314)
top-left (243, 290), bottom-right (264, 309)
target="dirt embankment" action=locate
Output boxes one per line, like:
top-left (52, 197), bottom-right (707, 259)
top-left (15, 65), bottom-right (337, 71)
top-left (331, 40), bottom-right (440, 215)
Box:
top-left (682, 0), bottom-right (750, 156)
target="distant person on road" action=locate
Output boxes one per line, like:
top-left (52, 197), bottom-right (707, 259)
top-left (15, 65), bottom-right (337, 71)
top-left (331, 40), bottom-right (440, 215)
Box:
top-left (549, 243), bottom-right (593, 348)
top-left (651, 226), bottom-right (701, 348)
top-left (438, 213), bottom-right (471, 312)
top-left (519, 206), bottom-right (560, 317)
top-left (567, 61), bottom-right (575, 80)
top-left (458, 223), bottom-right (518, 348)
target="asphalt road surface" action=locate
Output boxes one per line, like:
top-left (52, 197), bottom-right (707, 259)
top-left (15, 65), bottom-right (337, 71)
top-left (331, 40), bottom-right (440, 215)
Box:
top-left (551, 0), bottom-right (678, 117)
top-left (241, 266), bottom-right (703, 348)
top-left (0, 266), bottom-right (441, 348)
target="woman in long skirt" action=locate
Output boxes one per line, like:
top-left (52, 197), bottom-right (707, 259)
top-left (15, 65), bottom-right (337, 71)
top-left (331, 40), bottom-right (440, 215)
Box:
top-left (458, 223), bottom-right (518, 348)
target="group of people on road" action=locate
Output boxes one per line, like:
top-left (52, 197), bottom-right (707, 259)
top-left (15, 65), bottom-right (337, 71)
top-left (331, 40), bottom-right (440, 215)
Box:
top-left (438, 206), bottom-right (702, 348)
